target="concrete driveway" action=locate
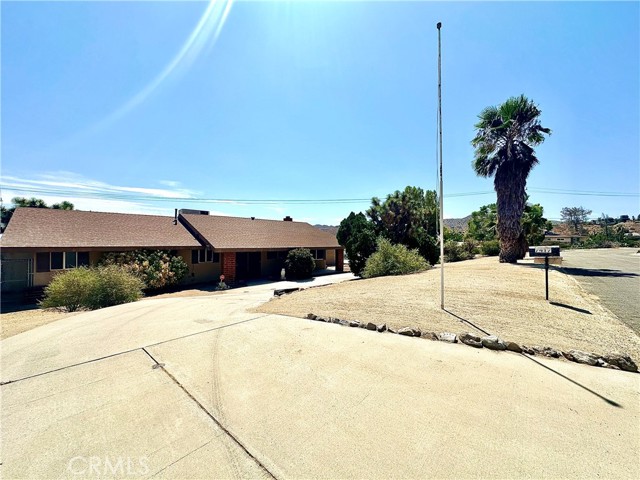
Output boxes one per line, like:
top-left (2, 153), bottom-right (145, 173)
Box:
top-left (560, 248), bottom-right (640, 333)
top-left (1, 273), bottom-right (639, 479)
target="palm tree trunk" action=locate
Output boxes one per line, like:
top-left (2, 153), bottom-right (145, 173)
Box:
top-left (494, 165), bottom-right (527, 263)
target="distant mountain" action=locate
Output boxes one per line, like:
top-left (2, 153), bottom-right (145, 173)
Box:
top-left (314, 225), bottom-right (339, 237)
top-left (444, 215), bottom-right (472, 232)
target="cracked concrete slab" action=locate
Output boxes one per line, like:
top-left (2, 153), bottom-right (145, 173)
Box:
top-left (0, 295), bottom-right (269, 382)
top-left (0, 349), bottom-right (270, 479)
top-left (148, 314), bottom-right (640, 479)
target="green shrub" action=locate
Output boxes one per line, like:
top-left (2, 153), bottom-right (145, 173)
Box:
top-left (40, 265), bottom-right (144, 312)
top-left (39, 267), bottom-right (98, 312)
top-left (480, 240), bottom-right (501, 256)
top-left (444, 240), bottom-right (475, 262)
top-left (362, 238), bottom-right (430, 278)
top-left (91, 265), bottom-right (145, 309)
top-left (284, 248), bottom-right (316, 279)
top-left (99, 250), bottom-right (188, 289)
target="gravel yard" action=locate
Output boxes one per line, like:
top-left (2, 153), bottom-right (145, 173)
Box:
top-left (255, 256), bottom-right (640, 361)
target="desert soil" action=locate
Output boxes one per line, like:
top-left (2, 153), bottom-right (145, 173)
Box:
top-left (255, 256), bottom-right (640, 361)
top-left (1, 309), bottom-right (78, 339)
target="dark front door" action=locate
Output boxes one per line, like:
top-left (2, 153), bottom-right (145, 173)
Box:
top-left (236, 252), bottom-right (262, 280)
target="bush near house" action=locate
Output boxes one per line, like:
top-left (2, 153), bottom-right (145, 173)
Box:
top-left (285, 248), bottom-right (316, 280)
top-left (99, 250), bottom-right (188, 289)
top-left (40, 266), bottom-right (144, 312)
top-left (362, 238), bottom-right (430, 279)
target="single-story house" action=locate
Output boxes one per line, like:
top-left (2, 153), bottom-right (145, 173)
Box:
top-left (542, 231), bottom-right (587, 245)
top-left (0, 207), bottom-right (343, 292)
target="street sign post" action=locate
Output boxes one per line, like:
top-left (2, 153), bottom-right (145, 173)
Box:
top-left (528, 246), bottom-right (561, 300)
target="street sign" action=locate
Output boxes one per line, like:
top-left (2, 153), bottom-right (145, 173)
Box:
top-left (528, 246), bottom-right (561, 301)
top-left (529, 245), bottom-right (560, 257)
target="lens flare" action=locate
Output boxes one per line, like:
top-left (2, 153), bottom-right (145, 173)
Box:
top-left (89, 0), bottom-right (234, 133)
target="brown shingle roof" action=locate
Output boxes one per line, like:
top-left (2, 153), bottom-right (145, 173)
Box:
top-left (180, 214), bottom-right (341, 251)
top-left (1, 208), bottom-right (201, 249)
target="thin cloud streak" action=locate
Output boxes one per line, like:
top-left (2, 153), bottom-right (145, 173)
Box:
top-left (89, 0), bottom-right (234, 132)
top-left (2, 173), bottom-right (199, 199)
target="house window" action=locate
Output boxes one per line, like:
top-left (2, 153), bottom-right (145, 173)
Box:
top-left (78, 252), bottom-right (90, 267)
top-left (51, 252), bottom-right (64, 270)
top-left (310, 249), bottom-right (326, 260)
top-left (41, 251), bottom-right (90, 271)
top-left (36, 252), bottom-right (50, 272)
top-left (65, 252), bottom-right (77, 269)
top-left (192, 249), bottom-right (219, 264)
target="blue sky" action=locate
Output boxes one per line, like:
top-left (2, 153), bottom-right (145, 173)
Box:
top-left (2, 0), bottom-right (638, 225)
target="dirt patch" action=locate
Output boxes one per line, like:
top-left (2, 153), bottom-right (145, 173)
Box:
top-left (1, 308), bottom-right (78, 339)
top-left (255, 256), bottom-right (640, 361)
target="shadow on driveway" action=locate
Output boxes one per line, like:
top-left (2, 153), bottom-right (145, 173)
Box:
top-left (559, 266), bottom-right (638, 278)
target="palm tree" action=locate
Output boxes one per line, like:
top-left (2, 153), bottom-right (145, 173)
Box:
top-left (471, 95), bottom-right (551, 263)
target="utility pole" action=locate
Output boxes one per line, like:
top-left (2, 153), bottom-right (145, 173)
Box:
top-left (437, 21), bottom-right (444, 310)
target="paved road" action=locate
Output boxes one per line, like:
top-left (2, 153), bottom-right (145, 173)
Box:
top-left (1, 272), bottom-right (639, 479)
top-left (560, 248), bottom-right (640, 334)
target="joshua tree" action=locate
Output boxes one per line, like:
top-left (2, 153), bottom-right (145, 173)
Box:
top-left (471, 95), bottom-right (551, 262)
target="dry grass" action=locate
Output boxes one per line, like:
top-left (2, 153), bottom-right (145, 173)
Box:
top-left (255, 256), bottom-right (640, 361)
top-left (1, 308), bottom-right (78, 339)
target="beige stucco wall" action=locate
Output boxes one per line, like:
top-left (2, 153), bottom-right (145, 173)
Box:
top-left (178, 248), bottom-right (221, 285)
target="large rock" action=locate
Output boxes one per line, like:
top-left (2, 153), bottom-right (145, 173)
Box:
top-left (602, 353), bottom-right (638, 372)
top-left (366, 322), bottom-right (377, 331)
top-left (398, 327), bottom-right (421, 337)
top-left (459, 332), bottom-right (483, 348)
top-left (349, 320), bottom-right (360, 327)
top-left (481, 335), bottom-right (507, 351)
top-left (437, 332), bottom-right (457, 343)
top-left (377, 323), bottom-right (387, 332)
top-left (564, 350), bottom-right (599, 366)
top-left (506, 342), bottom-right (523, 353)
top-left (306, 313), bottom-right (317, 320)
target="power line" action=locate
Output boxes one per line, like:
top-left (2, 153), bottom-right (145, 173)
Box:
top-left (0, 184), bottom-right (638, 206)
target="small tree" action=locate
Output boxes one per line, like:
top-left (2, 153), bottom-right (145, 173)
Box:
top-left (284, 248), bottom-right (316, 280)
top-left (337, 212), bottom-right (377, 276)
top-left (560, 206), bottom-right (592, 234)
top-left (362, 238), bottom-right (430, 278)
top-left (366, 186), bottom-right (440, 265)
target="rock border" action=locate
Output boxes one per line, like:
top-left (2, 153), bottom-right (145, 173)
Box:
top-left (303, 313), bottom-right (638, 373)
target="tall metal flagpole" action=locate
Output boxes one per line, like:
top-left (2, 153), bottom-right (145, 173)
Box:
top-left (437, 22), bottom-right (444, 310)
